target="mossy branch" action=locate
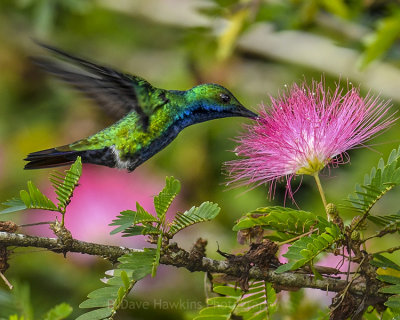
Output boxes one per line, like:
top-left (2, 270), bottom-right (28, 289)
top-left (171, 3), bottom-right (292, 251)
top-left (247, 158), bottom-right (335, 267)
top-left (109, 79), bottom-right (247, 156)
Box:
top-left (0, 230), bottom-right (387, 303)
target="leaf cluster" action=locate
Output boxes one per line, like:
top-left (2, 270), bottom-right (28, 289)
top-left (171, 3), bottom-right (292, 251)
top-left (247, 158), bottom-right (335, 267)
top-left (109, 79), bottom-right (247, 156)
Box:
top-left (347, 147), bottom-right (400, 217)
top-left (372, 254), bottom-right (400, 311)
top-left (195, 281), bottom-right (277, 320)
top-left (275, 224), bottom-right (342, 274)
top-left (233, 206), bottom-right (331, 242)
top-left (77, 249), bottom-right (156, 320)
top-left (79, 176), bottom-right (221, 318)
top-left (110, 177), bottom-right (220, 240)
top-left (1, 157), bottom-right (82, 218)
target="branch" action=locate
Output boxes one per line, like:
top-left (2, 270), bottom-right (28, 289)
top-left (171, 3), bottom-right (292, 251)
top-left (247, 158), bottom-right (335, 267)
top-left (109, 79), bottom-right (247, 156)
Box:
top-left (0, 231), bottom-right (135, 262)
top-left (0, 231), bottom-right (387, 303)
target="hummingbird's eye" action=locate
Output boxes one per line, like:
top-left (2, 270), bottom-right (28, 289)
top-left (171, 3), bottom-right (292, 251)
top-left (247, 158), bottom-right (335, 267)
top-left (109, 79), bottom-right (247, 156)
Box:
top-left (220, 93), bottom-right (231, 103)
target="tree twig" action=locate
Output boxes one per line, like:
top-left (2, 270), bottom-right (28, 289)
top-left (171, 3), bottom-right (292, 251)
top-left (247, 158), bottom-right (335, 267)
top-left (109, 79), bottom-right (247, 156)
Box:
top-left (0, 231), bottom-right (388, 303)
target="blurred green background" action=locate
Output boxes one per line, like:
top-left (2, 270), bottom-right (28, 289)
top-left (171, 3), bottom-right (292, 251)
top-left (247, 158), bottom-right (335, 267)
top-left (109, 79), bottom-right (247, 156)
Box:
top-left (1, 0), bottom-right (400, 319)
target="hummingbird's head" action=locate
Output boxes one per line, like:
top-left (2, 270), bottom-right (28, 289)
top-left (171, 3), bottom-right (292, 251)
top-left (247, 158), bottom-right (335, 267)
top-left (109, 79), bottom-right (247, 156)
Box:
top-left (184, 84), bottom-right (258, 122)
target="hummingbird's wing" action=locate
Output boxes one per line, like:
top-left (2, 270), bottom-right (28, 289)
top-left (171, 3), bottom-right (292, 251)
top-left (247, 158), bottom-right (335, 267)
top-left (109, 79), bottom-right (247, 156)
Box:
top-left (32, 42), bottom-right (165, 129)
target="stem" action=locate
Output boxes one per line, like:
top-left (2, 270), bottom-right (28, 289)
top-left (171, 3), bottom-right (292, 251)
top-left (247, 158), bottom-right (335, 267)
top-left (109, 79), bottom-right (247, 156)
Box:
top-left (61, 210), bottom-right (66, 227)
top-left (0, 271), bottom-right (13, 290)
top-left (373, 245), bottom-right (400, 255)
top-left (313, 173), bottom-right (328, 214)
top-left (278, 228), bottom-right (318, 246)
top-left (20, 221), bottom-right (53, 228)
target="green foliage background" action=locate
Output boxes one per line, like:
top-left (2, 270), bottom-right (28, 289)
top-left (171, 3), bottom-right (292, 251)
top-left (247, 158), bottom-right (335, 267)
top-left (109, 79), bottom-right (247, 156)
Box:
top-left (1, 0), bottom-right (400, 319)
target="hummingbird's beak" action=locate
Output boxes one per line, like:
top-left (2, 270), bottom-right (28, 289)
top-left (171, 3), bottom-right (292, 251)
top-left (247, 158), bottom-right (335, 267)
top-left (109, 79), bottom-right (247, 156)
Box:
top-left (237, 105), bottom-right (259, 119)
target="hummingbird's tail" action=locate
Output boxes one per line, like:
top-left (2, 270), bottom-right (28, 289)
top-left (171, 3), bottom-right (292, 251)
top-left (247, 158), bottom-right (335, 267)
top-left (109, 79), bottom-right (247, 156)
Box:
top-left (24, 146), bottom-right (83, 169)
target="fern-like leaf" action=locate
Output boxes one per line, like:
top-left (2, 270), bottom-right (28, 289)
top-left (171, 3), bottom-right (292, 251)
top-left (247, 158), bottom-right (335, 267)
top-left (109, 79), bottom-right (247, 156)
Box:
top-left (122, 225), bottom-right (160, 237)
top-left (19, 181), bottom-right (58, 211)
top-left (368, 213), bottom-right (400, 228)
top-left (109, 210), bottom-right (136, 235)
top-left (43, 303), bottom-right (73, 320)
top-left (109, 202), bottom-right (157, 235)
top-left (347, 147), bottom-right (400, 215)
top-left (236, 281), bottom-right (277, 319)
top-left (233, 206), bottom-right (330, 242)
top-left (373, 255), bottom-right (400, 312)
top-left (275, 225), bottom-right (342, 273)
top-left (154, 176), bottom-right (181, 219)
top-left (78, 249), bottom-right (156, 320)
top-left (195, 282), bottom-right (277, 320)
top-left (152, 235), bottom-right (163, 277)
top-left (194, 285), bottom-right (243, 320)
top-left (168, 201), bottom-right (220, 236)
top-left (1, 158), bottom-right (82, 214)
top-left (0, 198), bottom-right (27, 214)
top-left (49, 157), bottom-right (82, 211)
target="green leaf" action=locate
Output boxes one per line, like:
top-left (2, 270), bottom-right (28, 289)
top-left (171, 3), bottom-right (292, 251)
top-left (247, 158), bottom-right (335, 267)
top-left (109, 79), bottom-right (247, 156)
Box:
top-left (237, 281), bottom-right (277, 319)
top-left (367, 214), bottom-right (400, 239)
top-left (122, 225), bottom-right (160, 237)
top-left (152, 235), bottom-right (162, 277)
top-left (79, 297), bottom-right (111, 308)
top-left (377, 275), bottom-right (400, 285)
top-left (44, 303), bottom-right (73, 320)
top-left (120, 271), bottom-right (130, 290)
top-left (375, 260), bottom-right (400, 311)
top-left (347, 147), bottom-right (400, 216)
top-left (213, 285), bottom-right (242, 297)
top-left (385, 295), bottom-right (400, 310)
top-left (0, 198), bottom-right (27, 214)
top-left (194, 285), bottom-right (243, 320)
top-left (79, 249), bottom-right (156, 319)
top-left (359, 11), bottom-right (400, 69)
top-left (1, 163), bottom-right (82, 216)
top-left (17, 181), bottom-right (58, 212)
top-left (117, 249), bottom-right (156, 281)
top-left (49, 156), bottom-right (82, 211)
top-left (233, 206), bottom-right (329, 242)
top-left (109, 204), bottom-right (157, 236)
top-left (372, 254), bottom-right (400, 271)
top-left (199, 306), bottom-right (235, 315)
top-left (154, 176), bottom-right (181, 218)
top-left (196, 282), bottom-right (276, 320)
top-left (207, 297), bottom-right (238, 307)
top-left (275, 225), bottom-right (342, 273)
top-left (274, 262), bottom-right (295, 274)
top-left (135, 203), bottom-right (157, 223)
top-left (76, 307), bottom-right (112, 320)
top-left (87, 287), bottom-right (119, 299)
top-left (380, 285), bottom-right (400, 294)
top-left (109, 210), bottom-right (136, 235)
top-left (168, 201), bottom-right (220, 236)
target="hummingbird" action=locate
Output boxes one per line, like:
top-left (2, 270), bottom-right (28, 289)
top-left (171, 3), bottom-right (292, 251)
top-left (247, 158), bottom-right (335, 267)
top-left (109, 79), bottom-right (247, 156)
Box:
top-left (24, 43), bottom-right (258, 172)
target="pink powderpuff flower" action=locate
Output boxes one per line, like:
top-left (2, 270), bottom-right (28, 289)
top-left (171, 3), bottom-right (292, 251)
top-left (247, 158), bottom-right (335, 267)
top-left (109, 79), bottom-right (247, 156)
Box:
top-left (225, 79), bottom-right (396, 197)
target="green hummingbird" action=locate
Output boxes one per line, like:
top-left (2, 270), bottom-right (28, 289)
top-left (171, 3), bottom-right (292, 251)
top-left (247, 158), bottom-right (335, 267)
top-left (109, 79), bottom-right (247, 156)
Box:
top-left (24, 43), bottom-right (258, 172)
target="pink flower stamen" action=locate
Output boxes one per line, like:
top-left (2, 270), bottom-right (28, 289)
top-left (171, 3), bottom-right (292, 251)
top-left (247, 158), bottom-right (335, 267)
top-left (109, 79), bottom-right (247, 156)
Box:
top-left (225, 80), bottom-right (396, 198)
